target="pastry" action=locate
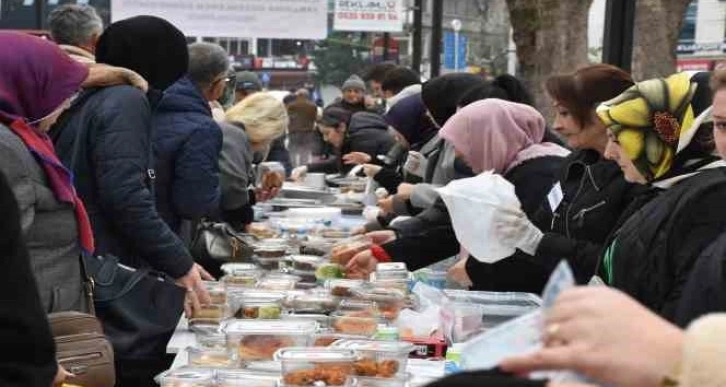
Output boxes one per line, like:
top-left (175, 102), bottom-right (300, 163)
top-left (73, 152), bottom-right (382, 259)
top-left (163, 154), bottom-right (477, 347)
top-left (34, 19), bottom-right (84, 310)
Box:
top-left (261, 171), bottom-right (284, 190)
top-left (238, 335), bottom-right (295, 360)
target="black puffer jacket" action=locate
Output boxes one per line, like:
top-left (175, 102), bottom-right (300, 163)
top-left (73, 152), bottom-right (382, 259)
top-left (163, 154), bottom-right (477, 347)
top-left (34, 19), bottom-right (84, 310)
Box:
top-left (51, 86), bottom-right (193, 279)
top-left (307, 112), bottom-right (395, 175)
top-left (601, 166), bottom-right (726, 322)
top-left (675, 231), bottom-right (726, 327)
top-left (463, 149), bottom-right (642, 292)
top-left (382, 156), bottom-right (564, 271)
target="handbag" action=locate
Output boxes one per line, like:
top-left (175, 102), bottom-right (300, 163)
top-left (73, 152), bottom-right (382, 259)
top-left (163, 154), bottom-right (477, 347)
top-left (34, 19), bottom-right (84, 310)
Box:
top-left (48, 312), bottom-right (115, 387)
top-left (83, 254), bottom-right (185, 359)
top-left (189, 221), bottom-right (255, 263)
top-left (59, 89), bottom-right (186, 359)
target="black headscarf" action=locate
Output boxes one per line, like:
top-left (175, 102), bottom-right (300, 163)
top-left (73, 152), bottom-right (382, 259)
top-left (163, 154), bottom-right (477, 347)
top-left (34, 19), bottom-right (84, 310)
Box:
top-left (96, 16), bottom-right (188, 91)
top-left (421, 73), bottom-right (483, 126)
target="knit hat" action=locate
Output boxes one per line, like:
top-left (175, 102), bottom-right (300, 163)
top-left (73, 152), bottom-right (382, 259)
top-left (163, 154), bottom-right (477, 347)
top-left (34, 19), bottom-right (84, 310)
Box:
top-left (236, 71), bottom-right (262, 92)
top-left (342, 74), bottom-right (366, 92)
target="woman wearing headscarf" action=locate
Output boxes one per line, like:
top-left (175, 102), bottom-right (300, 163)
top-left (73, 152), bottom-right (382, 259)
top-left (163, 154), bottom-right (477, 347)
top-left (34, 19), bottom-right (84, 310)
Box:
top-left (0, 32), bottom-right (151, 313)
top-left (592, 71), bottom-right (726, 322)
top-left (49, 16), bottom-right (212, 386)
top-left (445, 64), bottom-right (640, 292)
top-left (346, 99), bottom-right (570, 280)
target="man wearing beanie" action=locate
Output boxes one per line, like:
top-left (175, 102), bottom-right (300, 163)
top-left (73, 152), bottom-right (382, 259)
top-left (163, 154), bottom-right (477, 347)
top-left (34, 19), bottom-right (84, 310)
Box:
top-left (329, 74), bottom-right (371, 114)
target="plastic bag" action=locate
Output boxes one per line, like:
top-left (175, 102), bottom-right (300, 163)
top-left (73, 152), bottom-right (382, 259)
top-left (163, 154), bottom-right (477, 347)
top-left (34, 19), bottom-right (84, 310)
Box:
top-left (437, 171), bottom-right (521, 263)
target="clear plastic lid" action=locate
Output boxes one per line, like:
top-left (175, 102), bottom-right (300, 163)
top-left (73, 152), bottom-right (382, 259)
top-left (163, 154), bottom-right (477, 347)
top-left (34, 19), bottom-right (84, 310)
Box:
top-left (223, 319), bottom-right (317, 335)
top-left (285, 293), bottom-right (340, 312)
top-left (351, 287), bottom-right (406, 303)
top-left (443, 290), bottom-right (542, 307)
top-left (220, 263), bottom-right (259, 275)
top-left (331, 340), bottom-right (414, 355)
top-left (289, 255), bottom-right (326, 270)
top-left (375, 263), bottom-right (407, 272)
top-left (186, 346), bottom-right (235, 367)
top-left (275, 347), bottom-right (357, 362)
top-left (158, 367), bottom-right (215, 384)
top-left (216, 370), bottom-right (280, 387)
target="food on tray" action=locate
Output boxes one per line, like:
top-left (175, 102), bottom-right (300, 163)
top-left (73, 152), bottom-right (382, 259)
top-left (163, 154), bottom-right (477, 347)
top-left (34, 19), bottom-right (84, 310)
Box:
top-left (321, 229), bottom-right (351, 239)
top-left (248, 223), bottom-right (276, 239)
top-left (353, 359), bottom-right (400, 378)
top-left (332, 311), bottom-right (378, 336)
top-left (332, 286), bottom-right (353, 297)
top-left (222, 274), bottom-right (258, 287)
top-left (316, 263), bottom-right (345, 281)
top-left (192, 304), bottom-right (225, 320)
top-left (238, 335), bottom-right (295, 360)
top-left (261, 171), bottom-right (284, 190)
top-left (188, 350), bottom-right (234, 367)
top-left (283, 364), bottom-right (353, 386)
top-left (255, 246), bottom-right (287, 258)
top-left (314, 336), bottom-right (339, 347)
top-left (234, 303), bottom-right (282, 320)
top-left (290, 255), bottom-right (324, 271)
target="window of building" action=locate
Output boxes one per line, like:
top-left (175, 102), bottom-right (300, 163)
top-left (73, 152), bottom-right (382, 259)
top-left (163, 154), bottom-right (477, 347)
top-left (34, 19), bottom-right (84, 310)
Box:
top-left (678, 0), bottom-right (698, 44)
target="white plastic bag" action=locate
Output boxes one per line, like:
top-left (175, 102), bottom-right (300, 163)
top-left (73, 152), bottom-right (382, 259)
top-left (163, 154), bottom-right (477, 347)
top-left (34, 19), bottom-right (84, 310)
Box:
top-left (437, 172), bottom-right (521, 263)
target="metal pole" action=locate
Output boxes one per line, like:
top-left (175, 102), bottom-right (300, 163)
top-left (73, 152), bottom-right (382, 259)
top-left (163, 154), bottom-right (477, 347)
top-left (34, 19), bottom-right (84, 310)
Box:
top-left (383, 32), bottom-right (390, 61)
top-left (412, 0), bottom-right (423, 73)
top-left (35, 0), bottom-right (46, 30)
top-left (430, 0), bottom-right (443, 77)
top-left (602, 0), bottom-right (636, 71)
top-left (454, 31), bottom-right (459, 72)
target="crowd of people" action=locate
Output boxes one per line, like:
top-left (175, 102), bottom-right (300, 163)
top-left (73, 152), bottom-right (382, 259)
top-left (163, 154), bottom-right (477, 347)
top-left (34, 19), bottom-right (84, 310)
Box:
top-left (2, 3), bottom-right (726, 387)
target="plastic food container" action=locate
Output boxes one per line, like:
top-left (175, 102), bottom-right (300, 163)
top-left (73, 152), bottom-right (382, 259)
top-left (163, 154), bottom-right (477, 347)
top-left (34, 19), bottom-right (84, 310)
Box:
top-left (281, 313), bottom-right (331, 329)
top-left (312, 332), bottom-right (369, 347)
top-left (331, 311), bottom-right (380, 337)
top-left (248, 223), bottom-right (278, 239)
top-left (187, 347), bottom-right (237, 368)
top-left (326, 279), bottom-right (365, 297)
top-left (299, 237), bottom-right (337, 256)
top-left (337, 299), bottom-right (379, 314)
top-left (351, 287), bottom-right (406, 321)
top-left (257, 162), bottom-right (286, 190)
top-left (203, 281), bottom-right (227, 305)
top-left (234, 300), bottom-right (283, 320)
top-left (216, 369), bottom-right (281, 387)
top-left (285, 293), bottom-right (340, 314)
top-left (346, 373), bottom-right (412, 387)
top-left (255, 245), bottom-right (288, 258)
top-left (319, 228), bottom-right (352, 239)
top-left (220, 262), bottom-right (259, 276)
top-left (253, 256), bottom-right (286, 271)
top-left (191, 304), bottom-right (227, 320)
top-left (290, 269), bottom-right (317, 284)
top-left (195, 331), bottom-right (227, 351)
top-left (370, 273), bottom-right (411, 294)
top-left (332, 340), bottom-right (413, 378)
top-left (188, 318), bottom-right (223, 333)
top-left (290, 255), bottom-right (326, 272)
top-left (223, 320), bottom-right (317, 361)
top-left (222, 272), bottom-right (261, 288)
top-left (276, 347), bottom-right (357, 387)
top-left (158, 367), bottom-right (215, 387)
top-left (374, 263), bottom-right (409, 281)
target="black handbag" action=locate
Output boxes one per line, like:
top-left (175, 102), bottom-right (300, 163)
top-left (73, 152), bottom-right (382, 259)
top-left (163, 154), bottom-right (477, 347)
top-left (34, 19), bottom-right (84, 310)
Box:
top-left (83, 254), bottom-right (185, 358)
top-left (60, 89), bottom-right (186, 359)
top-left (189, 221), bottom-right (255, 263)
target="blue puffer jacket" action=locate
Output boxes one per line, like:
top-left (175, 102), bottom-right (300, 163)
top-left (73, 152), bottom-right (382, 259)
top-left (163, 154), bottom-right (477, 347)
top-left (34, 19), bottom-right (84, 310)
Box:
top-left (152, 77), bottom-right (223, 237)
top-left (51, 86), bottom-right (193, 279)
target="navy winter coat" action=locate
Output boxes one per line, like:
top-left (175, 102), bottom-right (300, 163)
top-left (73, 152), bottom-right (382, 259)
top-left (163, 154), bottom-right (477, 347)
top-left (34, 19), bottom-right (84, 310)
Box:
top-left (51, 86), bottom-right (193, 279)
top-left (152, 77), bottom-right (223, 236)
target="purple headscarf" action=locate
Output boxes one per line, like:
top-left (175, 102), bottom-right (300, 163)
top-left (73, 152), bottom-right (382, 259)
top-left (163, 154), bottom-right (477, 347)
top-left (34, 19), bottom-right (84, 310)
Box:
top-left (0, 32), bottom-right (88, 124)
top-left (384, 93), bottom-right (438, 147)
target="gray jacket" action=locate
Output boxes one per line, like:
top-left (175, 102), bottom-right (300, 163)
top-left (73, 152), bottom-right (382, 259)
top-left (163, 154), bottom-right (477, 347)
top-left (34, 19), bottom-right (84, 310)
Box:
top-left (218, 121), bottom-right (254, 210)
top-left (392, 134), bottom-right (458, 214)
top-left (0, 124), bottom-right (86, 313)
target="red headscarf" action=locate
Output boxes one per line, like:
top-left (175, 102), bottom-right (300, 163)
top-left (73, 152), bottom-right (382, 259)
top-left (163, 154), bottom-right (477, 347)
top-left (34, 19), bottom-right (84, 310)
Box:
top-left (0, 32), bottom-right (94, 255)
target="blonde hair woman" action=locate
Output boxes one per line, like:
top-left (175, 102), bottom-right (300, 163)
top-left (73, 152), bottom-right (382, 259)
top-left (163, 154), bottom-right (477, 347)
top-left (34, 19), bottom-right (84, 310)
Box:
top-left (225, 92), bottom-right (288, 154)
top-left (217, 92), bottom-right (288, 238)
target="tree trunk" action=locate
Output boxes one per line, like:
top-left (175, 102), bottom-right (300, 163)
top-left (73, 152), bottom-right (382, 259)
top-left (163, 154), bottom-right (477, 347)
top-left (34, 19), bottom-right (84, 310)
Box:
top-left (631, 0), bottom-right (692, 80)
top-left (505, 0), bottom-right (593, 118)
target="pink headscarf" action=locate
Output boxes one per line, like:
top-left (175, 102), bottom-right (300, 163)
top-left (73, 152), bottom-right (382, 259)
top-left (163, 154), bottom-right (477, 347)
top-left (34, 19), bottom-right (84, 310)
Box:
top-left (439, 99), bottom-right (569, 174)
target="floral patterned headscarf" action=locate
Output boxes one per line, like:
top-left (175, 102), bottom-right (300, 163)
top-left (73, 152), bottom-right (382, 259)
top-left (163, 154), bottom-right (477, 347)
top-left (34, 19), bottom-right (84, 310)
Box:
top-left (597, 72), bottom-right (705, 181)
